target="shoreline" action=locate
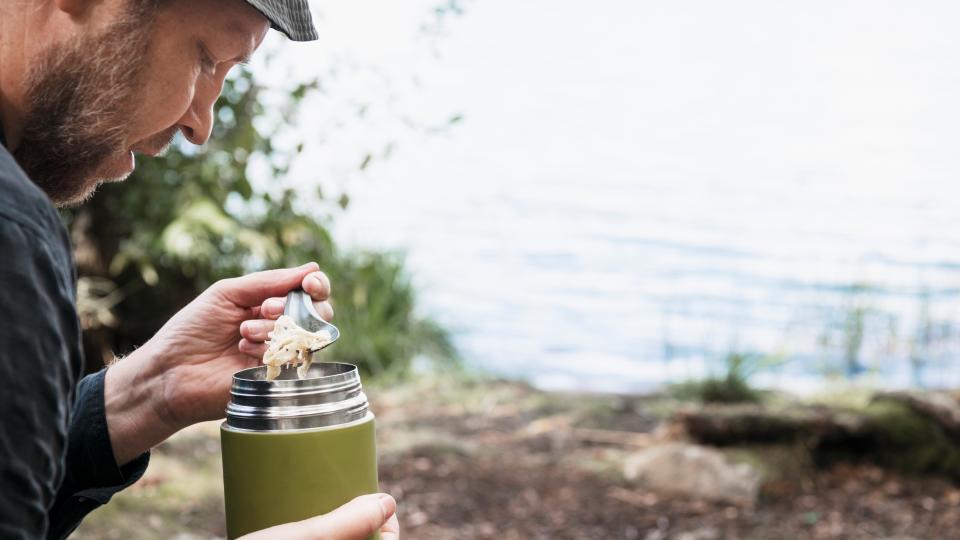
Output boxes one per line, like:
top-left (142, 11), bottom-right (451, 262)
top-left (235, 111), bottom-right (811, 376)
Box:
top-left (73, 370), bottom-right (960, 539)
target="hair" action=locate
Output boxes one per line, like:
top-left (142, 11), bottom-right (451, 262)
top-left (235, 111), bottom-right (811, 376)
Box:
top-left (13, 0), bottom-right (165, 205)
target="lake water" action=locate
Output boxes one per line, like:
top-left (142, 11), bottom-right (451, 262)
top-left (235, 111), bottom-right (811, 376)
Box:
top-left (270, 0), bottom-right (960, 393)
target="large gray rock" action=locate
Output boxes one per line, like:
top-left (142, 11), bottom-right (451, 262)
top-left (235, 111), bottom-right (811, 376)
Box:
top-left (623, 443), bottom-right (760, 505)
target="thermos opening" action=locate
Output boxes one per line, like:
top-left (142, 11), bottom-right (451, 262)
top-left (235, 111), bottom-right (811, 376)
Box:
top-left (236, 362), bottom-right (355, 381)
top-left (225, 362), bottom-right (370, 432)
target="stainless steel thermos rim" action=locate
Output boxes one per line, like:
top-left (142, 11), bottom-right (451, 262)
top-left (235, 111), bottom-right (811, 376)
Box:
top-left (225, 362), bottom-right (370, 432)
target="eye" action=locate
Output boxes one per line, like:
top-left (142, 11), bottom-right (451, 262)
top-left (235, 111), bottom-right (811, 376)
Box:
top-left (197, 42), bottom-right (217, 75)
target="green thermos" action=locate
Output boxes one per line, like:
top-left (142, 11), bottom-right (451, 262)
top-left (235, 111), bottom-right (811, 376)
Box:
top-left (221, 362), bottom-right (380, 539)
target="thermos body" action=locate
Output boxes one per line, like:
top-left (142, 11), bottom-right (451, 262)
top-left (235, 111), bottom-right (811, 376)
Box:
top-left (221, 363), bottom-right (380, 539)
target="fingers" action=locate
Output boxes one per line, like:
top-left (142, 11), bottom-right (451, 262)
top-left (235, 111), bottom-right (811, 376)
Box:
top-left (302, 271), bottom-right (334, 320)
top-left (302, 271), bottom-right (331, 302)
top-left (256, 296), bottom-right (334, 322)
top-left (304, 494), bottom-right (397, 540)
top-left (314, 300), bottom-right (334, 322)
top-left (231, 267), bottom-right (335, 363)
top-left (240, 319), bottom-right (275, 342)
top-left (238, 338), bottom-right (267, 359)
top-left (259, 298), bottom-right (285, 320)
top-left (238, 493), bottom-right (397, 540)
top-left (238, 314), bottom-right (283, 360)
top-left (214, 262), bottom-right (320, 308)
top-left (380, 512), bottom-right (401, 540)
top-left (238, 288), bottom-right (334, 361)
top-left (239, 318), bottom-right (275, 360)
top-left (238, 269), bottom-right (332, 322)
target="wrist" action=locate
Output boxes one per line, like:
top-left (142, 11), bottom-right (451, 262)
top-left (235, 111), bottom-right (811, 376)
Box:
top-left (104, 341), bottom-right (180, 465)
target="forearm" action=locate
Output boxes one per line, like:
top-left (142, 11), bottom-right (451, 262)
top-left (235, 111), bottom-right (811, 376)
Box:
top-left (103, 343), bottom-right (179, 465)
top-left (53, 370), bottom-right (152, 538)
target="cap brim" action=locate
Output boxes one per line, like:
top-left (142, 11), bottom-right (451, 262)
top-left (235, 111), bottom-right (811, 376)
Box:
top-left (244, 0), bottom-right (319, 42)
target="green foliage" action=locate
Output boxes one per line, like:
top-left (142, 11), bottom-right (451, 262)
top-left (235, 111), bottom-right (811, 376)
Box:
top-left (861, 400), bottom-right (960, 480)
top-left (812, 399), bottom-right (960, 481)
top-left (66, 67), bottom-right (455, 375)
top-left (671, 352), bottom-right (774, 404)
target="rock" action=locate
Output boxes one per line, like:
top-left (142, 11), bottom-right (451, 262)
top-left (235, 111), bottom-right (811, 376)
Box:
top-left (874, 391), bottom-right (960, 442)
top-left (677, 399), bottom-right (960, 482)
top-left (677, 403), bottom-right (868, 445)
top-left (623, 443), bottom-right (760, 505)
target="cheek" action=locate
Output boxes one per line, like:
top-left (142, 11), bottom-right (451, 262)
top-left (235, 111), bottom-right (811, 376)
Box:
top-left (129, 66), bottom-right (197, 141)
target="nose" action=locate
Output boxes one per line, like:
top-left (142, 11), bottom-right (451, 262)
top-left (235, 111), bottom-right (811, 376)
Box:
top-left (177, 85), bottom-right (218, 146)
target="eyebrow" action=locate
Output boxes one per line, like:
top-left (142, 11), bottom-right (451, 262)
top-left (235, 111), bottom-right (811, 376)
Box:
top-left (226, 21), bottom-right (257, 65)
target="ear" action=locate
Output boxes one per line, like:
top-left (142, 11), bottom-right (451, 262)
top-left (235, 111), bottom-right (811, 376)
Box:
top-left (53, 0), bottom-right (95, 17)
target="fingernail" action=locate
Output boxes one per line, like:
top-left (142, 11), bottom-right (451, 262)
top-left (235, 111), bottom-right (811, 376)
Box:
top-left (299, 261), bottom-right (319, 271)
top-left (243, 320), bottom-right (266, 334)
top-left (264, 298), bottom-right (284, 313)
top-left (376, 493), bottom-right (397, 518)
top-left (312, 274), bottom-right (326, 288)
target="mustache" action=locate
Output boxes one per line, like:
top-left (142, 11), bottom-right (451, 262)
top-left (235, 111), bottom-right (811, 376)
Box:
top-left (133, 127), bottom-right (179, 157)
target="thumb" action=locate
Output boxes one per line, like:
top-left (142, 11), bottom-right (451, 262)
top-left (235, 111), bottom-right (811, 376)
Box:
top-left (216, 262), bottom-right (320, 308)
top-left (240, 494), bottom-right (396, 540)
top-left (307, 493), bottom-right (397, 539)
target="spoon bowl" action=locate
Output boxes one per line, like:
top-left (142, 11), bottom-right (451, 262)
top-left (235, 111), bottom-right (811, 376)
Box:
top-left (283, 288), bottom-right (340, 352)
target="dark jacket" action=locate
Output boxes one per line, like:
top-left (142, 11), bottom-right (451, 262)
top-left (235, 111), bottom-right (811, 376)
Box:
top-left (0, 133), bottom-right (150, 539)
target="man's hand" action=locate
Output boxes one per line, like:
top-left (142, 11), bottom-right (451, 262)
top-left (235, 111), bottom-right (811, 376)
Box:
top-left (104, 262), bottom-right (333, 464)
top-left (240, 494), bottom-right (400, 540)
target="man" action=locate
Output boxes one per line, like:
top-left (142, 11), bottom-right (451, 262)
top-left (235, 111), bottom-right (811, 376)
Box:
top-left (0, 0), bottom-right (400, 538)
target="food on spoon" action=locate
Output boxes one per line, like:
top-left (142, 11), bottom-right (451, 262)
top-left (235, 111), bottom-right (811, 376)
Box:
top-left (263, 315), bottom-right (333, 380)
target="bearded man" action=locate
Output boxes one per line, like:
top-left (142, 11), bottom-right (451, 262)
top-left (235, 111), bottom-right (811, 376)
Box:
top-left (0, 1), bottom-right (399, 538)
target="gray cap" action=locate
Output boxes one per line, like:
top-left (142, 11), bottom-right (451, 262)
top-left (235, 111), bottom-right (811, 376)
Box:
top-left (244, 0), bottom-right (318, 41)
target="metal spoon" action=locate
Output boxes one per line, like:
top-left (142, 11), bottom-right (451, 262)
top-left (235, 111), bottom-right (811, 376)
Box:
top-left (283, 288), bottom-right (340, 352)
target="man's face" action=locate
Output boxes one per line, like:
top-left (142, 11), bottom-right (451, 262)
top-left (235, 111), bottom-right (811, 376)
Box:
top-left (13, 0), bottom-right (269, 207)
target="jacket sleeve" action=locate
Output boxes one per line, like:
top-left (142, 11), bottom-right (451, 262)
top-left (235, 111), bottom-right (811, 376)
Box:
top-left (0, 216), bottom-right (84, 539)
top-left (46, 369), bottom-right (150, 540)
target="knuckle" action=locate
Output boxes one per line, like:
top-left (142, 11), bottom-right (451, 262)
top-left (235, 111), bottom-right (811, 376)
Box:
top-left (210, 277), bottom-right (235, 296)
top-left (212, 277), bottom-right (232, 290)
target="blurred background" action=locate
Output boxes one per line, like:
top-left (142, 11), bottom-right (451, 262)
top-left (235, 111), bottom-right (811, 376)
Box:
top-left (72, 0), bottom-right (960, 538)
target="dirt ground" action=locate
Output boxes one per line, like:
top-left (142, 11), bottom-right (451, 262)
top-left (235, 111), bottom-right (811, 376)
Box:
top-left (72, 372), bottom-right (960, 539)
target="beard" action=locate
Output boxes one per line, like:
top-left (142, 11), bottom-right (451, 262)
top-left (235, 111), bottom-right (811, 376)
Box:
top-left (13, 2), bottom-right (157, 207)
